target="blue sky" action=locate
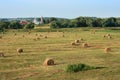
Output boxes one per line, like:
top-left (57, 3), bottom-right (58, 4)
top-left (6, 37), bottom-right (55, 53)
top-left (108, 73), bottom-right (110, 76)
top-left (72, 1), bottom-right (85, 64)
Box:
top-left (0, 0), bottom-right (120, 18)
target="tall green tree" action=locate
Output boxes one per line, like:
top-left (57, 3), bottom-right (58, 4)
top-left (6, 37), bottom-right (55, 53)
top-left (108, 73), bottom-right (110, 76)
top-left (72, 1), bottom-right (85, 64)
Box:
top-left (0, 21), bottom-right (10, 31)
top-left (49, 17), bottom-right (57, 22)
top-left (9, 21), bottom-right (23, 29)
top-left (50, 21), bottom-right (60, 28)
top-left (104, 17), bottom-right (118, 27)
top-left (24, 23), bottom-right (35, 29)
top-left (92, 18), bottom-right (103, 27)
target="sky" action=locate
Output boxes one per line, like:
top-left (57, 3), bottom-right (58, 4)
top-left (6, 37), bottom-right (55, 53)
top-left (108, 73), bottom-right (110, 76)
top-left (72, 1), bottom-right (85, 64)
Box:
top-left (0, 0), bottom-right (120, 18)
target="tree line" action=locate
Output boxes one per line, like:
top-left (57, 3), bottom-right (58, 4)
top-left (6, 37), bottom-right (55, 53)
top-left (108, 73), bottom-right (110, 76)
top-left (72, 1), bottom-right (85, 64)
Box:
top-left (0, 17), bottom-right (63, 31)
top-left (0, 17), bottom-right (120, 31)
top-left (50, 17), bottom-right (120, 28)
top-left (0, 20), bottom-right (34, 31)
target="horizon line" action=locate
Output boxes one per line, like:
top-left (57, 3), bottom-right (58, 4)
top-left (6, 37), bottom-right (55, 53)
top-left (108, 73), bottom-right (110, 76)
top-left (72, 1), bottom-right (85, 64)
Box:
top-left (0, 16), bottom-right (120, 19)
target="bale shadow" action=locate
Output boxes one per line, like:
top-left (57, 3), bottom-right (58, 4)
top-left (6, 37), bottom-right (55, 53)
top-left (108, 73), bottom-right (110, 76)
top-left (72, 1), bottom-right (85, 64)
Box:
top-left (95, 66), bottom-right (107, 69)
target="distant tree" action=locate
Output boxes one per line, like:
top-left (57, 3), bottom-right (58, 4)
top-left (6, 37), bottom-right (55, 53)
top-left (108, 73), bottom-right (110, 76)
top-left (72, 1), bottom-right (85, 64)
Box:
top-left (9, 21), bottom-right (23, 29)
top-left (49, 17), bottom-right (57, 22)
top-left (116, 18), bottom-right (120, 26)
top-left (60, 20), bottom-right (70, 28)
top-left (104, 17), bottom-right (118, 27)
top-left (72, 17), bottom-right (92, 27)
top-left (68, 21), bottom-right (75, 28)
top-left (50, 21), bottom-right (60, 28)
top-left (24, 23), bottom-right (35, 29)
top-left (0, 23), bottom-right (4, 31)
top-left (71, 20), bottom-right (78, 27)
top-left (0, 21), bottom-right (10, 31)
top-left (37, 18), bottom-right (40, 22)
top-left (45, 19), bottom-right (50, 24)
top-left (92, 18), bottom-right (103, 27)
top-left (86, 18), bottom-right (93, 27)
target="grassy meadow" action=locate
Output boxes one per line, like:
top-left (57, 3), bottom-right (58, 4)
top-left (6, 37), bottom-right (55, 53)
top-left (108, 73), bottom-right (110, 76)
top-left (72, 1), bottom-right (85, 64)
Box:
top-left (0, 28), bottom-right (120, 80)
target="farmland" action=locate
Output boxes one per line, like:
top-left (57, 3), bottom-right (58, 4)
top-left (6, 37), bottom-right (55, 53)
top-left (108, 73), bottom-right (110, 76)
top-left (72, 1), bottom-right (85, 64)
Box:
top-left (0, 28), bottom-right (120, 80)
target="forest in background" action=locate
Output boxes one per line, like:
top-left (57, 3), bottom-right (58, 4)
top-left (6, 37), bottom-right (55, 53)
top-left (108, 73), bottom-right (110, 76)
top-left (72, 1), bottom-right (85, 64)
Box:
top-left (0, 17), bottom-right (120, 31)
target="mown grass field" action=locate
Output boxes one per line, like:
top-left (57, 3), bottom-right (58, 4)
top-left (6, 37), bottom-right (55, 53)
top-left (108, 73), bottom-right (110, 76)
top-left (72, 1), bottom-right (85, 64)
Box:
top-left (0, 28), bottom-right (120, 80)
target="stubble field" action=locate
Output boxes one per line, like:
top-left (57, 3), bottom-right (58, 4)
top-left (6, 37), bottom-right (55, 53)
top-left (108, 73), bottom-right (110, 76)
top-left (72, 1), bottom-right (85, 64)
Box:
top-left (0, 28), bottom-right (120, 80)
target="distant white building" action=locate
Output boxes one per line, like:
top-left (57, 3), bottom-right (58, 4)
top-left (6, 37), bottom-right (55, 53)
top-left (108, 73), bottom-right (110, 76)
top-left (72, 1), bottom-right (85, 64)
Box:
top-left (33, 16), bottom-right (44, 25)
top-left (40, 16), bottom-right (44, 24)
top-left (33, 18), bottom-right (39, 25)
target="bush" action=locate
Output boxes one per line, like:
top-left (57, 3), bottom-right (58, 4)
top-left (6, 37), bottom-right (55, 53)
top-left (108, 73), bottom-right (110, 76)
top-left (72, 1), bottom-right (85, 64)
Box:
top-left (24, 23), bottom-right (34, 29)
top-left (66, 63), bottom-right (97, 72)
top-left (50, 21), bottom-right (60, 28)
top-left (0, 26), bottom-right (4, 32)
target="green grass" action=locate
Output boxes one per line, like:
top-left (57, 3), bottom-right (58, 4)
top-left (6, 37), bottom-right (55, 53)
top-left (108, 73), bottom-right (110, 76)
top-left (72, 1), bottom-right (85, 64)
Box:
top-left (66, 63), bottom-right (99, 72)
top-left (0, 28), bottom-right (120, 80)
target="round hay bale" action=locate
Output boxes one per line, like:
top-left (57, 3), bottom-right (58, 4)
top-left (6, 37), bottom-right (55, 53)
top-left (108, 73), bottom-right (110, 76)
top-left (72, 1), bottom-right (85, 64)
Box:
top-left (44, 36), bottom-right (47, 38)
top-left (22, 35), bottom-right (25, 38)
top-left (33, 38), bottom-right (37, 41)
top-left (0, 36), bottom-right (2, 39)
top-left (36, 37), bottom-right (40, 40)
top-left (75, 40), bottom-right (80, 43)
top-left (79, 38), bottom-right (83, 41)
top-left (104, 47), bottom-right (111, 52)
top-left (0, 52), bottom-right (4, 57)
top-left (82, 43), bottom-right (88, 48)
top-left (43, 58), bottom-right (54, 66)
top-left (28, 32), bottom-right (31, 34)
top-left (17, 48), bottom-right (23, 54)
top-left (108, 36), bottom-right (112, 39)
top-left (107, 34), bottom-right (111, 36)
top-left (14, 33), bottom-right (17, 36)
top-left (103, 35), bottom-right (106, 38)
top-left (40, 34), bottom-right (43, 37)
top-left (62, 35), bottom-right (65, 37)
top-left (71, 42), bottom-right (76, 45)
top-left (35, 34), bottom-right (38, 36)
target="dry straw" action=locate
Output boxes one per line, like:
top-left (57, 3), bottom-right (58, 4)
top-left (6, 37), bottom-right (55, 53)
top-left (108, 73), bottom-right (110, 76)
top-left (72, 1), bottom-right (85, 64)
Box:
top-left (108, 35), bottom-right (112, 39)
top-left (104, 47), bottom-right (111, 52)
top-left (91, 30), bottom-right (96, 34)
top-left (36, 37), bottom-right (40, 40)
top-left (22, 35), bottom-right (25, 38)
top-left (0, 36), bottom-right (2, 39)
top-left (17, 48), bottom-right (23, 55)
top-left (71, 42), bottom-right (76, 45)
top-left (0, 52), bottom-right (4, 57)
top-left (43, 58), bottom-right (54, 66)
top-left (44, 36), bottom-right (47, 38)
top-left (75, 40), bottom-right (80, 43)
top-left (40, 34), bottom-right (43, 37)
top-left (103, 34), bottom-right (112, 39)
top-left (33, 38), bottom-right (37, 41)
top-left (79, 38), bottom-right (83, 41)
top-left (28, 32), bottom-right (31, 34)
top-left (35, 34), bottom-right (38, 36)
top-left (106, 34), bottom-right (111, 36)
top-left (82, 43), bottom-right (88, 48)
top-left (14, 33), bottom-right (17, 36)
top-left (62, 35), bottom-right (65, 37)
top-left (103, 35), bottom-right (106, 38)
